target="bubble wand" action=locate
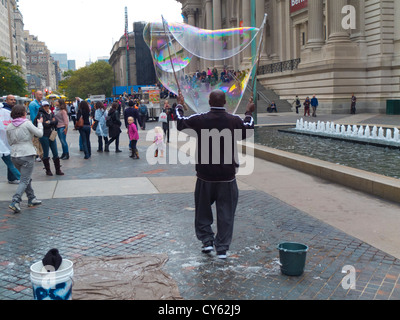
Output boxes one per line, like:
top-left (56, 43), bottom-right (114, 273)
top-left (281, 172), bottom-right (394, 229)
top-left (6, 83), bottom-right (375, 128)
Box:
top-left (161, 16), bottom-right (187, 109)
top-left (251, 14), bottom-right (267, 95)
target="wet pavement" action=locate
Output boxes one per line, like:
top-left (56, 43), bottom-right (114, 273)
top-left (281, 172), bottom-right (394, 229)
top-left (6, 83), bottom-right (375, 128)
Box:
top-left (1, 112), bottom-right (400, 301)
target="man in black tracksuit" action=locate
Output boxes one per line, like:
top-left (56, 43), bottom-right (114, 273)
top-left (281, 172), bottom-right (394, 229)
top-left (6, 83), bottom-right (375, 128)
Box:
top-left (176, 90), bottom-right (255, 259)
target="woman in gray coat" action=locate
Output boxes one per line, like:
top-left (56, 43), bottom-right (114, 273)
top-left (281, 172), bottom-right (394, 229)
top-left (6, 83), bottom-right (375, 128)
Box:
top-left (94, 101), bottom-right (109, 152)
top-left (6, 105), bottom-right (44, 213)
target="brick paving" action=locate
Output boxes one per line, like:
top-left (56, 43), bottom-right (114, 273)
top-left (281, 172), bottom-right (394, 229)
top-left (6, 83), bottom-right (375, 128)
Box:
top-left (1, 115), bottom-right (400, 300)
top-left (1, 190), bottom-right (400, 300)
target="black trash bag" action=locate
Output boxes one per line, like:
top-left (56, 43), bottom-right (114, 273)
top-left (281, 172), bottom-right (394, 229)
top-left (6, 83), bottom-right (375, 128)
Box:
top-left (42, 249), bottom-right (62, 272)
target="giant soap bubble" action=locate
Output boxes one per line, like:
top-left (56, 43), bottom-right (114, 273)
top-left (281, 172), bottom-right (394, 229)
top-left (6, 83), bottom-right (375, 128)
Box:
top-left (144, 15), bottom-right (267, 114)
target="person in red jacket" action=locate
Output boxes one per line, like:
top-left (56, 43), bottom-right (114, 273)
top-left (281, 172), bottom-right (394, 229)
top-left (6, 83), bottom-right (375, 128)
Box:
top-left (175, 89), bottom-right (255, 259)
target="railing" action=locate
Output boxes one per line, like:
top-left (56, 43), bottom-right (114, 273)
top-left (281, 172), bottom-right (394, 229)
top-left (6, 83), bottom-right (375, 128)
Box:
top-left (257, 58), bottom-right (301, 75)
top-left (242, 80), bottom-right (271, 106)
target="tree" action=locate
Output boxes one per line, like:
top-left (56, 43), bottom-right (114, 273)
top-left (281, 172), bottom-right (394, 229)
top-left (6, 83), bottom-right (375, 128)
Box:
top-left (59, 61), bottom-right (113, 99)
top-left (0, 56), bottom-right (28, 97)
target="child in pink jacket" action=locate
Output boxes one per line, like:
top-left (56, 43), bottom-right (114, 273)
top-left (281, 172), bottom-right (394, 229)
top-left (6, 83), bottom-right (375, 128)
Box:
top-left (127, 117), bottom-right (139, 159)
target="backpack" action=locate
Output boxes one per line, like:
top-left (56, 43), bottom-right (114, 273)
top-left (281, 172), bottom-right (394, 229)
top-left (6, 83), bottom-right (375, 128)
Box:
top-left (106, 115), bottom-right (113, 127)
top-left (139, 104), bottom-right (147, 115)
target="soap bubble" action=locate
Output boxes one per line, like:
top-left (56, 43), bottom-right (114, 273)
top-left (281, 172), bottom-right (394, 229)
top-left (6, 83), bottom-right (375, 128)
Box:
top-left (144, 16), bottom-right (266, 114)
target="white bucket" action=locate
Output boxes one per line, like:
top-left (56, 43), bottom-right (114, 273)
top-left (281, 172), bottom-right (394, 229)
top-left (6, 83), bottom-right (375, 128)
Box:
top-left (30, 259), bottom-right (74, 300)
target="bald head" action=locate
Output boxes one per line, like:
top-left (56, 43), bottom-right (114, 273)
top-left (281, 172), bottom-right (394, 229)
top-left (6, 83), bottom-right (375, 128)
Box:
top-left (209, 90), bottom-right (226, 108)
top-left (6, 95), bottom-right (16, 107)
top-left (35, 91), bottom-right (43, 102)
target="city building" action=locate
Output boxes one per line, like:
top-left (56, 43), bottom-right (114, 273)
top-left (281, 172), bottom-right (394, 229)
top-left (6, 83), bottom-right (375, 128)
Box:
top-left (176, 0), bottom-right (400, 114)
top-left (24, 30), bottom-right (57, 93)
top-left (68, 60), bottom-right (76, 71)
top-left (52, 53), bottom-right (68, 73)
top-left (109, 21), bottom-right (156, 95)
top-left (0, 0), bottom-right (27, 76)
top-left (97, 56), bottom-right (109, 63)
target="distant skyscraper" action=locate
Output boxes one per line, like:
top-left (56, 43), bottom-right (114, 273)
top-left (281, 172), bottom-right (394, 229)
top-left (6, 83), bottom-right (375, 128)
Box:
top-left (52, 53), bottom-right (68, 72)
top-left (68, 60), bottom-right (76, 71)
top-left (97, 56), bottom-right (109, 63)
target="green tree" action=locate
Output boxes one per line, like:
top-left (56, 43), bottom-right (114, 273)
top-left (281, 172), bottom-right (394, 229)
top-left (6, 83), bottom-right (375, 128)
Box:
top-left (60, 61), bottom-right (113, 100)
top-left (0, 56), bottom-right (28, 97)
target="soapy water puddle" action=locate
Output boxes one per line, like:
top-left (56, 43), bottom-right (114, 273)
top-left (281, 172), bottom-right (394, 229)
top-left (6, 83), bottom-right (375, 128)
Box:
top-left (173, 244), bottom-right (282, 278)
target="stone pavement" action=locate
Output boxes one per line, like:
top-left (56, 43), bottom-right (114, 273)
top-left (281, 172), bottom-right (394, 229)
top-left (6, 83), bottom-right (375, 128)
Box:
top-left (1, 112), bottom-right (400, 300)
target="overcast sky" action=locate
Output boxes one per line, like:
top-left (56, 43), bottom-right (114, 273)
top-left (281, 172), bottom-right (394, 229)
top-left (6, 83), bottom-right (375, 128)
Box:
top-left (18, 0), bottom-right (183, 69)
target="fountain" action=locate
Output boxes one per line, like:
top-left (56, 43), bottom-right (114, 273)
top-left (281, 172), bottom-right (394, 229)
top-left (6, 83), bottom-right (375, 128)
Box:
top-left (292, 118), bottom-right (400, 149)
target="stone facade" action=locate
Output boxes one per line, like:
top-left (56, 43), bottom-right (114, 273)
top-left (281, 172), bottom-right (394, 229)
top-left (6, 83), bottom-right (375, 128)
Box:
top-left (24, 31), bottom-right (57, 92)
top-left (0, 0), bottom-right (27, 76)
top-left (176, 0), bottom-right (400, 114)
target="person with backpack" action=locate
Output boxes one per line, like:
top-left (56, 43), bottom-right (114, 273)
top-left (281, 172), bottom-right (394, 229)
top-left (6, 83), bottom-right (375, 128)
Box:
top-left (105, 102), bottom-right (122, 153)
top-left (293, 95), bottom-right (301, 114)
top-left (138, 100), bottom-right (148, 130)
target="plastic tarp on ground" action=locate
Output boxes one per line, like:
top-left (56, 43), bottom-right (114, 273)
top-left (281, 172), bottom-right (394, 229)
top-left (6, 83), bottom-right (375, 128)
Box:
top-left (72, 254), bottom-right (182, 300)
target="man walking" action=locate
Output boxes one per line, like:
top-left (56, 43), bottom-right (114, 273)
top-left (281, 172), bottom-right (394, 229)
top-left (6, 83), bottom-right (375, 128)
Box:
top-left (29, 91), bottom-right (44, 161)
top-left (175, 89), bottom-right (255, 259)
top-left (0, 95), bottom-right (21, 184)
top-left (311, 94), bottom-right (318, 117)
top-left (351, 94), bottom-right (357, 114)
top-left (29, 91), bottom-right (43, 123)
top-left (138, 100), bottom-right (148, 130)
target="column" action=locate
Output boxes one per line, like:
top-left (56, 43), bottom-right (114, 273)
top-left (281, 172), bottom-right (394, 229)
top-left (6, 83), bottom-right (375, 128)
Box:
top-left (395, 0), bottom-right (400, 55)
top-left (327, 0), bottom-right (350, 43)
top-left (242, 0), bottom-right (252, 65)
top-left (256, 0), bottom-right (267, 60)
top-left (213, 0), bottom-right (222, 30)
top-left (204, 0), bottom-right (213, 71)
top-left (206, 0), bottom-right (213, 30)
top-left (307, 0), bottom-right (325, 48)
top-left (349, 0), bottom-right (365, 42)
top-left (293, 23), bottom-right (301, 58)
top-left (213, 0), bottom-right (224, 69)
top-left (187, 9), bottom-right (195, 26)
top-left (186, 9), bottom-right (198, 74)
top-left (269, 0), bottom-right (279, 61)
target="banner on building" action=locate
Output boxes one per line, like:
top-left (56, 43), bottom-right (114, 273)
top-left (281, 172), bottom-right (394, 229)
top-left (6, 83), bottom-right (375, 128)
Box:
top-left (290, 0), bottom-right (308, 13)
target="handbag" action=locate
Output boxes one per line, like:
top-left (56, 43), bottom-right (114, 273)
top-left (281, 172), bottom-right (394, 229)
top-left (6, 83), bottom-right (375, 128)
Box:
top-left (75, 117), bottom-right (84, 129)
top-left (159, 112), bottom-right (168, 123)
top-left (49, 129), bottom-right (58, 141)
top-left (92, 120), bottom-right (98, 131)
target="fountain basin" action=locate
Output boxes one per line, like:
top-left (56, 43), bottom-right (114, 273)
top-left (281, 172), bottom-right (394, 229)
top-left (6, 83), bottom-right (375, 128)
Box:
top-left (240, 141), bottom-right (400, 204)
top-left (292, 119), bottom-right (400, 149)
top-left (281, 129), bottom-right (400, 150)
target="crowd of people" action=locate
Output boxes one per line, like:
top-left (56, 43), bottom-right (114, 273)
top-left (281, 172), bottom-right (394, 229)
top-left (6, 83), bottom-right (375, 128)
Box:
top-left (184, 68), bottom-right (247, 88)
top-left (1, 91), bottom-right (177, 214)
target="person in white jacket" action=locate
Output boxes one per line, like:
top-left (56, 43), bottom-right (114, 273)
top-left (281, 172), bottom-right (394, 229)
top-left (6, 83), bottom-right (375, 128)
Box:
top-left (6, 105), bottom-right (44, 213)
top-left (0, 95), bottom-right (21, 183)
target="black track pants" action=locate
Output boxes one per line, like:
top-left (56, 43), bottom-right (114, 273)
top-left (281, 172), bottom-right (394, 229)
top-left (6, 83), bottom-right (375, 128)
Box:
top-left (194, 178), bottom-right (239, 252)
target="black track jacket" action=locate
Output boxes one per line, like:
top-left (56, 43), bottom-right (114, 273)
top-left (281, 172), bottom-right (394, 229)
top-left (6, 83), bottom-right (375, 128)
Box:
top-left (176, 105), bottom-right (254, 182)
